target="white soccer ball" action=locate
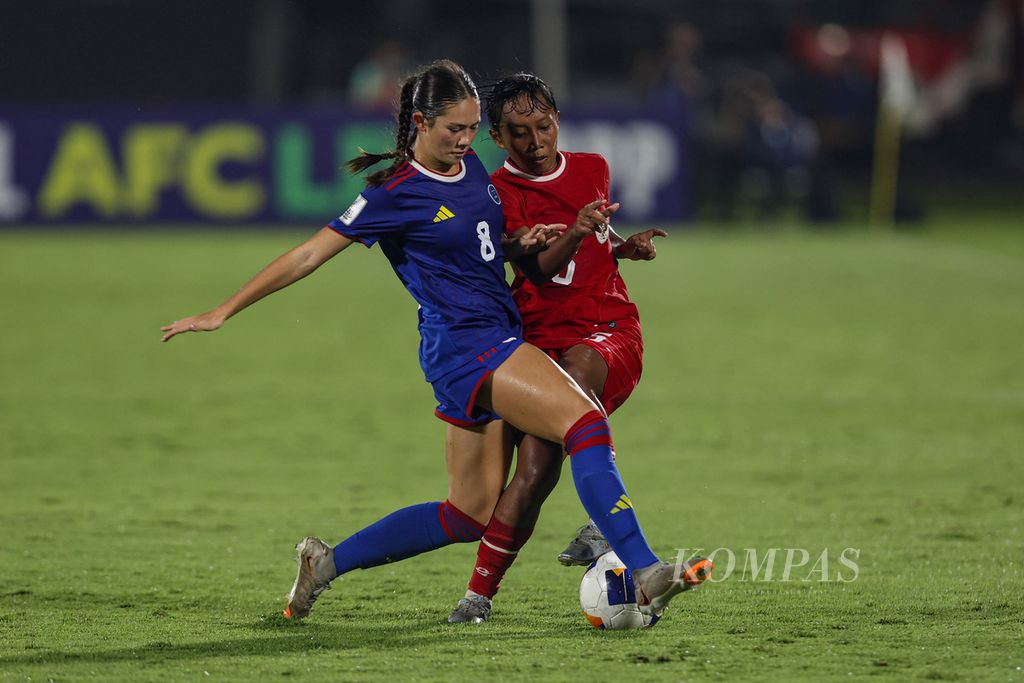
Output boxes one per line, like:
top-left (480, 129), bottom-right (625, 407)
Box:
top-left (579, 551), bottom-right (661, 629)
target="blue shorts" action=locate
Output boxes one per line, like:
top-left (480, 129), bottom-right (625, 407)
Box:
top-left (432, 336), bottom-right (525, 427)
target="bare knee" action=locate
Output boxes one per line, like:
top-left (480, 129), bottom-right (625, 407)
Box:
top-left (448, 489), bottom-right (499, 527)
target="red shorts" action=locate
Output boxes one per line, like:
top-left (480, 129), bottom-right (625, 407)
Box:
top-left (542, 317), bottom-right (644, 415)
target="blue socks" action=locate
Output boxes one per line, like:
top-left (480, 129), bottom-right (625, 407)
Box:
top-left (333, 500), bottom-right (485, 576)
top-left (565, 411), bottom-right (659, 570)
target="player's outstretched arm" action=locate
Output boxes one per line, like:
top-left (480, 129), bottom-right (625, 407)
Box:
top-left (614, 228), bottom-right (668, 261)
top-left (514, 199), bottom-right (619, 284)
top-left (160, 227), bottom-right (353, 342)
top-left (502, 223), bottom-right (565, 262)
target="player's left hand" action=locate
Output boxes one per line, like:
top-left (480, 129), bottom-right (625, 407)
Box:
top-left (615, 228), bottom-right (668, 261)
top-left (572, 199), bottom-right (620, 241)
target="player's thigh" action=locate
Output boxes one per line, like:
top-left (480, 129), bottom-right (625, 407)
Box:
top-left (570, 322), bottom-right (644, 415)
top-left (557, 343), bottom-right (610, 409)
top-left (484, 343), bottom-right (600, 444)
top-left (445, 420), bottom-right (513, 524)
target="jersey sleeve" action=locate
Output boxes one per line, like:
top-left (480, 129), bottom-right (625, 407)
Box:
top-left (327, 186), bottom-right (402, 248)
top-left (493, 179), bottom-right (529, 237)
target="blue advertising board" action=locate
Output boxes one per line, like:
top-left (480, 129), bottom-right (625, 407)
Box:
top-left (0, 105), bottom-right (688, 225)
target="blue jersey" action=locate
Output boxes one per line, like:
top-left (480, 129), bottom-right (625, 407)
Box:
top-left (328, 150), bottom-right (522, 382)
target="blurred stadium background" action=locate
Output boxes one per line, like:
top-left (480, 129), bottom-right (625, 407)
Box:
top-left (2, 0), bottom-right (1022, 228)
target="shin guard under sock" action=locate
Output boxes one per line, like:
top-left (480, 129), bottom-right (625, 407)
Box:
top-left (564, 411), bottom-right (659, 570)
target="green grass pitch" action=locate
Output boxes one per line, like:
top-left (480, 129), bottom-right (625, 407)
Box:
top-left (1, 215), bottom-right (1022, 681)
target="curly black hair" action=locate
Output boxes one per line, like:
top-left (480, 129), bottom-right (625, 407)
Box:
top-left (483, 72), bottom-right (559, 131)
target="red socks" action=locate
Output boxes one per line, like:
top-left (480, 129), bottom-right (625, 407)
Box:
top-left (467, 516), bottom-right (535, 598)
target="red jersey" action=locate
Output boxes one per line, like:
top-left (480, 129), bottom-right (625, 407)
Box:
top-left (492, 151), bottom-right (639, 350)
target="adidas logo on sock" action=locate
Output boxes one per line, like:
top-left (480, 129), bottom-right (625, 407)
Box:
top-left (609, 494), bottom-right (633, 515)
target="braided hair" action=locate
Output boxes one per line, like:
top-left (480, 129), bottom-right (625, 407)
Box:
top-left (347, 59), bottom-right (478, 187)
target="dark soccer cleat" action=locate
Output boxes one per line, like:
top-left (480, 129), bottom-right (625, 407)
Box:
top-left (557, 520), bottom-right (612, 566)
top-left (447, 595), bottom-right (493, 624)
top-left (632, 556), bottom-right (713, 615)
top-left (283, 536), bottom-right (336, 619)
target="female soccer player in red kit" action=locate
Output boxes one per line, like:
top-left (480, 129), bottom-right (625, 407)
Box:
top-left (449, 73), bottom-right (711, 623)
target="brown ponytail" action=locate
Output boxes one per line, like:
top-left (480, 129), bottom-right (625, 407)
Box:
top-left (346, 75), bottom-right (417, 185)
top-left (346, 59), bottom-right (478, 187)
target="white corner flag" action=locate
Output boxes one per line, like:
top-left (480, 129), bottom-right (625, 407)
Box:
top-left (869, 33), bottom-right (916, 229)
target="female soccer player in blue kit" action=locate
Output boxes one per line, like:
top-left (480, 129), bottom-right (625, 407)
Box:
top-left (160, 60), bottom-right (702, 621)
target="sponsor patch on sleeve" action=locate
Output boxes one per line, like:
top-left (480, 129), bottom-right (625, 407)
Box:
top-left (339, 195), bottom-right (368, 226)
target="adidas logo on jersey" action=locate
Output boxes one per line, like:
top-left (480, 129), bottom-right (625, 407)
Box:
top-left (433, 205), bottom-right (455, 223)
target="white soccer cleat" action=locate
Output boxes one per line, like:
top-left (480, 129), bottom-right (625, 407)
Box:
top-left (283, 536), bottom-right (336, 619)
top-left (632, 556), bottom-right (713, 615)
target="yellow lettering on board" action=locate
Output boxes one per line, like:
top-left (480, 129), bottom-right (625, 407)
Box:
top-left (122, 124), bottom-right (188, 217)
top-left (38, 123), bottom-right (120, 218)
top-left (182, 123), bottom-right (265, 219)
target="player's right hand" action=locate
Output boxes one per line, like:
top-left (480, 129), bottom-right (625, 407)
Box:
top-left (160, 311), bottom-right (224, 342)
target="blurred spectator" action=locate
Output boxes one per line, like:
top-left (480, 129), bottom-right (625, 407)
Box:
top-left (628, 48), bottom-right (662, 101)
top-left (662, 22), bottom-right (709, 104)
top-left (788, 23), bottom-right (877, 222)
top-left (634, 20), bottom-right (718, 221)
top-left (795, 25), bottom-right (875, 155)
top-left (348, 41), bottom-right (408, 108)
top-left (638, 20), bottom-right (829, 223)
top-left (713, 70), bottom-right (820, 221)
